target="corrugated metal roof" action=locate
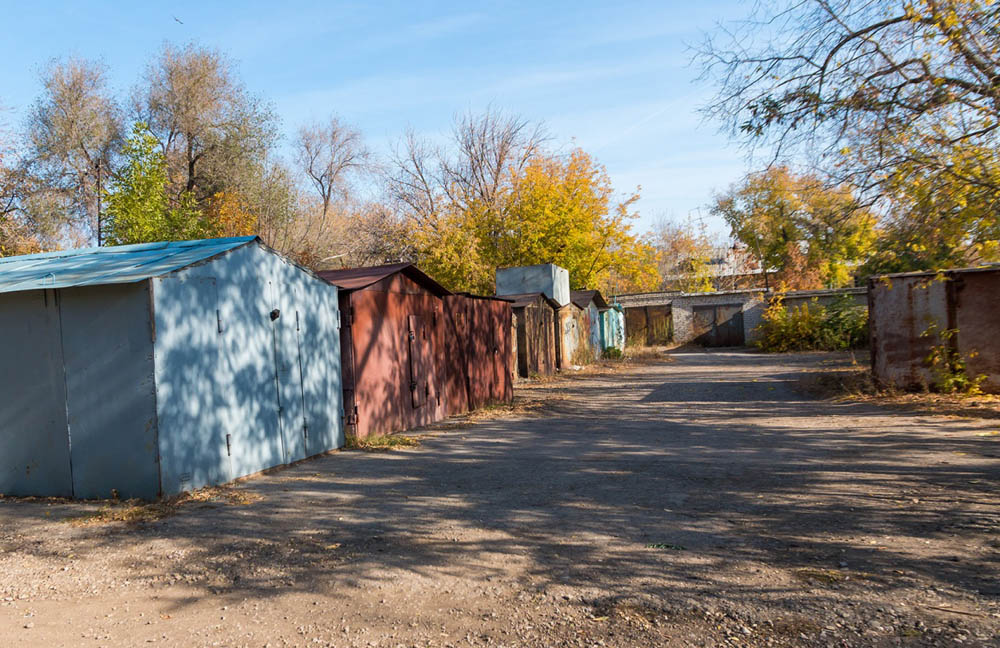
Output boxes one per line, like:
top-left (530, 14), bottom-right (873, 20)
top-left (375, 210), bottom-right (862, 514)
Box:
top-left (0, 236), bottom-right (257, 295)
top-left (318, 263), bottom-right (452, 296)
top-left (503, 292), bottom-right (561, 309)
top-left (570, 290), bottom-right (608, 310)
top-left (454, 292), bottom-right (514, 302)
top-left (873, 263), bottom-right (1000, 279)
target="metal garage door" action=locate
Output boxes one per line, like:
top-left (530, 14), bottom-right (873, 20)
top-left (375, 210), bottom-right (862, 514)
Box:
top-left (692, 304), bottom-right (745, 347)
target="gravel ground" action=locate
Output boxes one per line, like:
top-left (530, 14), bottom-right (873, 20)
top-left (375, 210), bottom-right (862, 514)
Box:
top-left (1, 350), bottom-right (998, 647)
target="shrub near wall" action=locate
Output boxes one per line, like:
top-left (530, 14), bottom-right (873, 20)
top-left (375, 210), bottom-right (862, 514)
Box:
top-left (755, 295), bottom-right (868, 352)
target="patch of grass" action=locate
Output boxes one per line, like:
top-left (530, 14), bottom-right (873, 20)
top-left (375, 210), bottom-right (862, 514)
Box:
top-left (66, 486), bottom-right (262, 527)
top-left (344, 433), bottom-right (420, 452)
top-left (798, 362), bottom-right (1000, 419)
top-left (646, 542), bottom-right (686, 550)
top-left (792, 567), bottom-right (848, 584)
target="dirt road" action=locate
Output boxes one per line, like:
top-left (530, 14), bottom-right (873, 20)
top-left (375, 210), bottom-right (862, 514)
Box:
top-left (2, 351), bottom-right (998, 647)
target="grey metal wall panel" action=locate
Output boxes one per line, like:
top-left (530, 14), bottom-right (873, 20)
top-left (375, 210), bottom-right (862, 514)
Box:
top-left (496, 264), bottom-right (570, 307)
top-left (0, 290), bottom-right (73, 496)
top-left (151, 275), bottom-right (231, 495)
top-left (268, 277), bottom-right (307, 464)
top-left (259, 246), bottom-right (343, 457)
top-left (288, 263), bottom-right (343, 457)
top-left (60, 283), bottom-right (159, 500)
top-left (155, 247), bottom-right (282, 493)
top-left (155, 242), bottom-right (342, 493)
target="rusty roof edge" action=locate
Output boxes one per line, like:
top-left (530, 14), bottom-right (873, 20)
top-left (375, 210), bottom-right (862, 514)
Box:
top-left (570, 289), bottom-right (609, 310)
top-left (455, 292), bottom-right (514, 302)
top-left (318, 262), bottom-right (452, 296)
top-left (501, 292), bottom-right (561, 309)
top-left (870, 263), bottom-right (1000, 280)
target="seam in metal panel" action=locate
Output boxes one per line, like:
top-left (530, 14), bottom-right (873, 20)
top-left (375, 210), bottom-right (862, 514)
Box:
top-left (54, 288), bottom-right (75, 498)
top-left (147, 278), bottom-right (163, 498)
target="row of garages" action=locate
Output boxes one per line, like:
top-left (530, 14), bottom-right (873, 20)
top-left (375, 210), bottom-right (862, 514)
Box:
top-left (0, 239), bottom-right (622, 500)
top-left (495, 263), bottom-right (625, 379)
top-left (615, 268), bottom-right (1000, 393)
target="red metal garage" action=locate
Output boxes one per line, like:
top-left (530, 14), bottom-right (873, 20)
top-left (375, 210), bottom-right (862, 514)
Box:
top-left (445, 294), bottom-right (514, 410)
top-left (318, 264), bottom-right (452, 439)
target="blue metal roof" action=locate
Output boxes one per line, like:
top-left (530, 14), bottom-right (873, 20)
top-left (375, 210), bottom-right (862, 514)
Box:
top-left (0, 236), bottom-right (258, 294)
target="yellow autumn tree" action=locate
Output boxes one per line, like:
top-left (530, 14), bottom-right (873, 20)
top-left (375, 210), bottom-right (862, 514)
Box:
top-left (206, 191), bottom-right (257, 238)
top-left (711, 167), bottom-right (876, 290)
top-left (410, 148), bottom-right (657, 295)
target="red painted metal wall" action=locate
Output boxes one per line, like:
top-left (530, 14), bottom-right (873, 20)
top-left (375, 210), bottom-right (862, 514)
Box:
top-left (444, 295), bottom-right (514, 412)
top-left (340, 273), bottom-right (450, 438)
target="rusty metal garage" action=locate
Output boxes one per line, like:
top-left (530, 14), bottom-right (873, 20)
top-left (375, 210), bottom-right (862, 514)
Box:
top-left (319, 264), bottom-right (451, 439)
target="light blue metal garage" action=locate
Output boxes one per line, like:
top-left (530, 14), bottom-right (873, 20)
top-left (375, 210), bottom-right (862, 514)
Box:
top-left (0, 236), bottom-right (343, 499)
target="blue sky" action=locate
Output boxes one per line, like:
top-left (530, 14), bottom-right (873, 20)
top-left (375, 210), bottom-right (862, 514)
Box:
top-left (0, 1), bottom-right (750, 237)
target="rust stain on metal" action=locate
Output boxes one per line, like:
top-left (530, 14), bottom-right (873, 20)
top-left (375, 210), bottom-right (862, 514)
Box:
top-left (320, 265), bottom-right (514, 438)
top-left (869, 265), bottom-right (1000, 392)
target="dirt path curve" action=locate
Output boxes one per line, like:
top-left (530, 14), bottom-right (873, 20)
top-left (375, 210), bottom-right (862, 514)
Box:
top-left (1, 351), bottom-right (998, 647)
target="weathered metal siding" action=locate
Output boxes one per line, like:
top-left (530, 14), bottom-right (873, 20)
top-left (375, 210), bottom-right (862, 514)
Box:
top-left (953, 271), bottom-right (1000, 389)
top-left (557, 304), bottom-right (594, 366)
top-left (59, 283), bottom-right (160, 499)
top-left (586, 302), bottom-right (602, 354)
top-left (446, 295), bottom-right (513, 407)
top-left (153, 242), bottom-right (343, 495)
top-left (0, 284), bottom-right (159, 499)
top-left (152, 274), bottom-right (233, 495)
top-left (442, 296), bottom-right (470, 417)
top-left (468, 296), bottom-right (513, 406)
top-left (496, 264), bottom-right (570, 307)
top-left (346, 273), bottom-right (448, 438)
top-left (869, 268), bottom-right (1000, 392)
top-left (0, 289), bottom-right (73, 496)
top-left (623, 304), bottom-right (672, 346)
top-left (600, 307), bottom-right (625, 350)
top-left (512, 297), bottom-right (557, 378)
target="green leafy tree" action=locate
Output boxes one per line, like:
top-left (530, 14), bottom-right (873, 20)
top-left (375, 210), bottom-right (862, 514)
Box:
top-left (104, 123), bottom-right (210, 245)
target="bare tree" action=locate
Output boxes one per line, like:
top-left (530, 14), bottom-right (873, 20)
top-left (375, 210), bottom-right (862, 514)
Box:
top-left (386, 108), bottom-right (546, 226)
top-left (698, 0), bottom-right (1000, 198)
top-left (342, 202), bottom-right (415, 267)
top-left (295, 116), bottom-right (368, 219)
top-left (24, 58), bottom-right (122, 242)
top-left (284, 116), bottom-right (370, 262)
top-left (443, 109), bottom-right (544, 213)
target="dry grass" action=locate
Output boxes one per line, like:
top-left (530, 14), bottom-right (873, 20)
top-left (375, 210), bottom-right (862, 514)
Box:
top-left (344, 433), bottom-right (420, 452)
top-left (797, 361), bottom-right (1000, 420)
top-left (791, 567), bottom-right (849, 585)
top-left (65, 485), bottom-right (262, 527)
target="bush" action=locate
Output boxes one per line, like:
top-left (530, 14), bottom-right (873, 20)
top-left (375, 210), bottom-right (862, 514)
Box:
top-left (755, 295), bottom-right (867, 352)
top-left (922, 325), bottom-right (986, 395)
top-left (602, 347), bottom-right (624, 360)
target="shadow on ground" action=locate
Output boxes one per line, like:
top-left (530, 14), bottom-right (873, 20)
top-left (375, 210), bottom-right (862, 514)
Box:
top-left (2, 351), bottom-right (998, 625)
